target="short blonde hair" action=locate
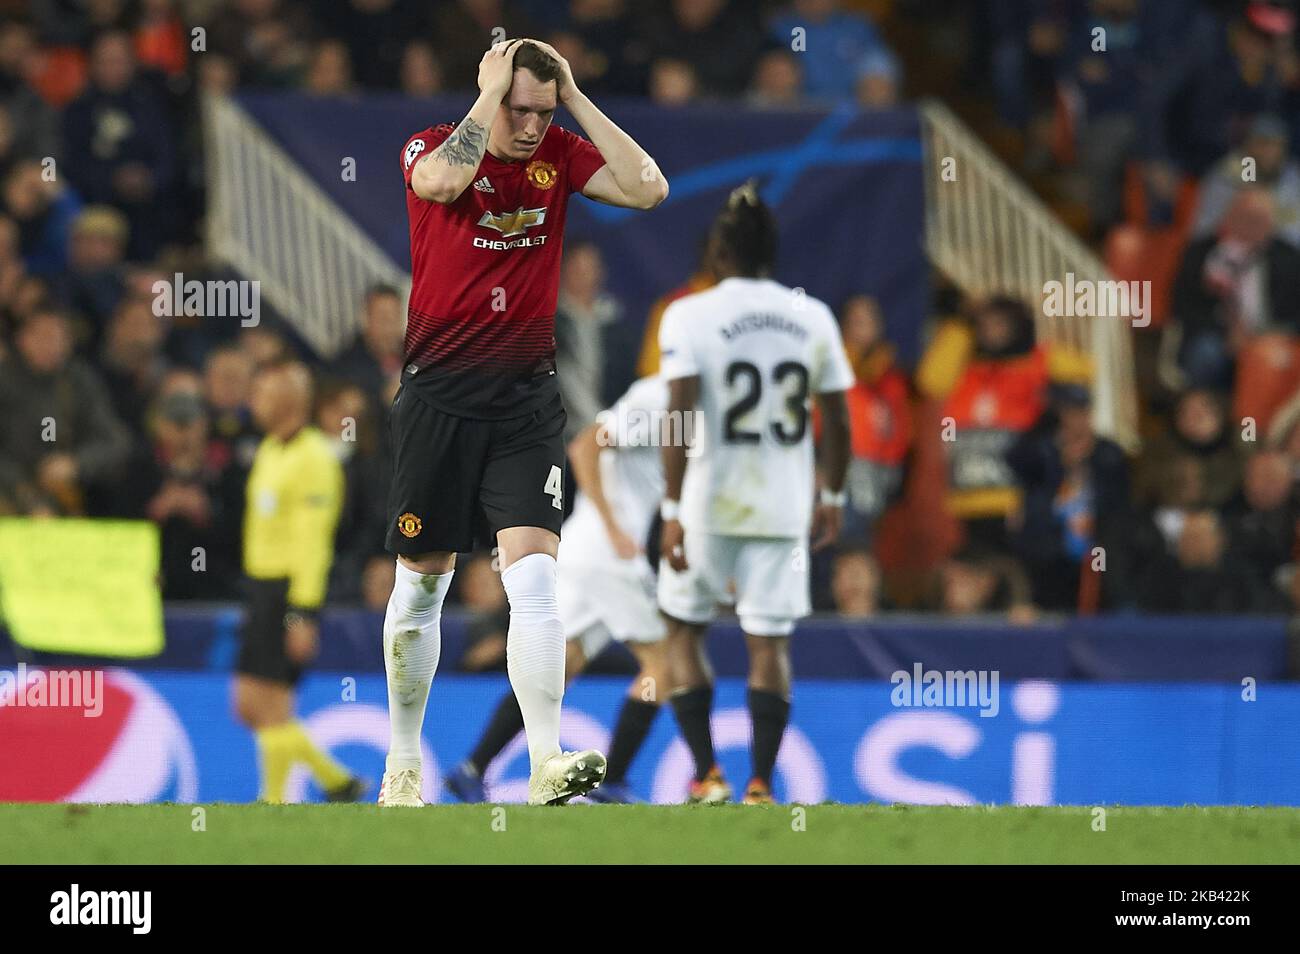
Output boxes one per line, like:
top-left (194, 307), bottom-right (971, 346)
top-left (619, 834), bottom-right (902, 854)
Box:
top-left (72, 205), bottom-right (130, 244)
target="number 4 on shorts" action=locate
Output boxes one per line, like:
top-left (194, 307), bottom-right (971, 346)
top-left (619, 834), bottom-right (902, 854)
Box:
top-left (544, 465), bottom-right (563, 510)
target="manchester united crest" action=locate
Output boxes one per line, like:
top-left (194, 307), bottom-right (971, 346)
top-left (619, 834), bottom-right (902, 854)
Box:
top-left (397, 512), bottom-right (423, 538)
top-left (526, 160), bottom-right (557, 190)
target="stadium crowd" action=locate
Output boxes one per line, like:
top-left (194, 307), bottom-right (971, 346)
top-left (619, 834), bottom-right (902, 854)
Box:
top-left (1, 0), bottom-right (1300, 630)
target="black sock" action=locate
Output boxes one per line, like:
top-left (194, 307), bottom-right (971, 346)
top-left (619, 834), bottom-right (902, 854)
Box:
top-left (747, 688), bottom-right (790, 787)
top-left (605, 698), bottom-right (659, 784)
top-left (468, 692), bottom-right (525, 775)
top-left (670, 686), bottom-right (715, 782)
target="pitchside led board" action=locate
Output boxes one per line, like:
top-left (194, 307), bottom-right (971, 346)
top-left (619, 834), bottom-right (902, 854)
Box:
top-left (0, 519), bottom-right (164, 658)
top-left (4, 670), bottom-right (1298, 806)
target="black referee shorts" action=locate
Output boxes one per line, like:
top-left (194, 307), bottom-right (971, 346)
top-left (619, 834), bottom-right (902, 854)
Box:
top-left (385, 387), bottom-right (567, 555)
top-left (237, 577), bottom-right (304, 687)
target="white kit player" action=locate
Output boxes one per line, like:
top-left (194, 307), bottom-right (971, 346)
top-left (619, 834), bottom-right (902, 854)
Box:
top-left (445, 375), bottom-right (671, 803)
top-left (657, 182), bottom-right (852, 805)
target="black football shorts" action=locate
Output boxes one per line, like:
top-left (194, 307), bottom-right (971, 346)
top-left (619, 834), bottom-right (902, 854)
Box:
top-left (237, 577), bottom-right (303, 686)
top-left (385, 386), bottom-right (567, 555)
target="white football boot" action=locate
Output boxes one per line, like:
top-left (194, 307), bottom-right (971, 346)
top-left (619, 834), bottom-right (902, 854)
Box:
top-left (378, 767), bottom-right (423, 807)
top-left (527, 750), bottom-right (607, 805)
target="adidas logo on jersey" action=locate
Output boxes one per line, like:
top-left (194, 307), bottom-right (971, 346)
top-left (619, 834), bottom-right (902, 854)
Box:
top-left (473, 177), bottom-right (495, 194)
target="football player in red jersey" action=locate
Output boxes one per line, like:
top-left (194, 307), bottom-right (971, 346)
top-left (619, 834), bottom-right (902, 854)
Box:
top-left (377, 39), bottom-right (668, 807)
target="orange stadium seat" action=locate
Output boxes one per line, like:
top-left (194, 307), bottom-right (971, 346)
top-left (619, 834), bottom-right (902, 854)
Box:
top-left (874, 396), bottom-right (961, 605)
top-left (1107, 165), bottom-right (1203, 328)
top-left (28, 46), bottom-right (88, 108)
top-left (1235, 332), bottom-right (1300, 436)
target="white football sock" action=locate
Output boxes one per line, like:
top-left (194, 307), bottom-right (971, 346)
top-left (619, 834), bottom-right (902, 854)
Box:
top-left (501, 552), bottom-right (565, 771)
top-left (383, 560), bottom-right (453, 773)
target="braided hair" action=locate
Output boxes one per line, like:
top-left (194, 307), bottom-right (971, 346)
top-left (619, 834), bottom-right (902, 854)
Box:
top-left (708, 179), bottom-right (778, 278)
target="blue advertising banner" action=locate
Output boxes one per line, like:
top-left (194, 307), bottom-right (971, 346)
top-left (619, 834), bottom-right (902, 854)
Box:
top-left (5, 609), bottom-right (1289, 683)
top-left (5, 670), bottom-right (1296, 806)
top-left (235, 93), bottom-right (928, 367)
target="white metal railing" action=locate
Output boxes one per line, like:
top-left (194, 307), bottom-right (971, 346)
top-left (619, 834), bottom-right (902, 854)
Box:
top-left (919, 99), bottom-right (1138, 450)
top-left (203, 93), bottom-right (410, 358)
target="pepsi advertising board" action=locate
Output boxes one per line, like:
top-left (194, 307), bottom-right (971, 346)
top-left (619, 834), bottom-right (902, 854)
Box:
top-left (3, 670), bottom-right (1297, 806)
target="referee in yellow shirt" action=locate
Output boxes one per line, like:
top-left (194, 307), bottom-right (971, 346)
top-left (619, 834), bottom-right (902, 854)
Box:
top-left (237, 361), bottom-right (362, 803)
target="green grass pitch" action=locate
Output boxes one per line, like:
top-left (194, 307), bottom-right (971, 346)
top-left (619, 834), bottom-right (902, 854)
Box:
top-left (4, 804), bottom-right (1299, 864)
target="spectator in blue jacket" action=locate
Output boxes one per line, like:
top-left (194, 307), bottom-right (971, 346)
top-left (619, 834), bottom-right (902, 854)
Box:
top-left (56, 205), bottom-right (129, 354)
top-left (1007, 382), bottom-right (1131, 611)
top-left (770, 0), bottom-right (898, 103)
top-left (2, 159), bottom-right (82, 277)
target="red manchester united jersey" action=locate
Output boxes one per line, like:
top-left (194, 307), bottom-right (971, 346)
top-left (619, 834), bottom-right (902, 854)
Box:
top-left (400, 122), bottom-right (605, 418)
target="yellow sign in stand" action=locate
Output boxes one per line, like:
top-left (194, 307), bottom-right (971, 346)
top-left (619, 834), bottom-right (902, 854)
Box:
top-left (0, 518), bottom-right (164, 658)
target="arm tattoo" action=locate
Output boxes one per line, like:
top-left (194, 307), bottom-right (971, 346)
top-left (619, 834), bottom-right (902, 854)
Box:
top-left (436, 118), bottom-right (487, 168)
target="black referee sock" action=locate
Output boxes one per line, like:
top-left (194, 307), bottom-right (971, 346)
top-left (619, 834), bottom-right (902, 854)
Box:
top-left (669, 686), bottom-right (716, 782)
top-left (468, 692), bottom-right (526, 775)
top-left (747, 688), bottom-right (790, 788)
top-left (605, 698), bottom-right (659, 785)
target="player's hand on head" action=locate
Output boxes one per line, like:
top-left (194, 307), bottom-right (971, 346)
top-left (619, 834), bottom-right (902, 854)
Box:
top-left (661, 518), bottom-right (688, 572)
top-left (520, 38), bottom-right (577, 101)
top-left (810, 503), bottom-right (842, 553)
top-left (478, 38), bottom-right (524, 98)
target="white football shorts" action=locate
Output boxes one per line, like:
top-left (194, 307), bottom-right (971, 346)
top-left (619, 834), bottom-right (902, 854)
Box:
top-left (557, 558), bottom-right (666, 660)
top-left (656, 532), bottom-right (810, 637)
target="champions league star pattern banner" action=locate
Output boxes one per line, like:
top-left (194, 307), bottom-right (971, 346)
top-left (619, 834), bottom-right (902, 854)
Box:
top-left (4, 670), bottom-right (1299, 806)
top-left (13, 608), bottom-right (1283, 683)
top-left (234, 92), bottom-right (928, 372)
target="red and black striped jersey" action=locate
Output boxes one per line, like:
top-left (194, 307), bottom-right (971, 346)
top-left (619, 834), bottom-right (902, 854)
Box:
top-left (399, 121), bottom-right (605, 418)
